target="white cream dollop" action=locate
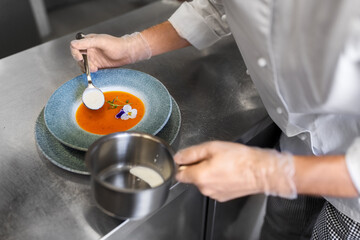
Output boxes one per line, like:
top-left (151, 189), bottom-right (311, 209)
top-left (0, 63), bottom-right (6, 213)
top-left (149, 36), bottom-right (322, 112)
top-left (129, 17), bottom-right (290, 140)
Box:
top-left (130, 166), bottom-right (164, 188)
top-left (82, 88), bottom-right (105, 110)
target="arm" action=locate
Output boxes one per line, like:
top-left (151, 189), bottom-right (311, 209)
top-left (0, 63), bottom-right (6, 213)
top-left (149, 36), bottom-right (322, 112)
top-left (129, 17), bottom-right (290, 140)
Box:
top-left (175, 141), bottom-right (359, 202)
top-left (70, 21), bottom-right (189, 72)
top-left (71, 0), bottom-right (231, 71)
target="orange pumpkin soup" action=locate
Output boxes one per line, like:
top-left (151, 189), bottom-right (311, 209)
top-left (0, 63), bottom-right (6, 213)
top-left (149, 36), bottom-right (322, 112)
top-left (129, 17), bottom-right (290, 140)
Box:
top-left (76, 91), bottom-right (145, 135)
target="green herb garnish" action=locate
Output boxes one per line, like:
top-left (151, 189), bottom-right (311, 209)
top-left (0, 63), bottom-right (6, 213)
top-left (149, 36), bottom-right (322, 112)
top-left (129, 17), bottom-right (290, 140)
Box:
top-left (106, 97), bottom-right (131, 109)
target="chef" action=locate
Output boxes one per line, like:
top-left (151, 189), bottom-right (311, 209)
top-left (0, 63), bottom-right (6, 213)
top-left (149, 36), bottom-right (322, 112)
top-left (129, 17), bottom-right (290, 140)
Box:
top-left (71, 0), bottom-right (360, 238)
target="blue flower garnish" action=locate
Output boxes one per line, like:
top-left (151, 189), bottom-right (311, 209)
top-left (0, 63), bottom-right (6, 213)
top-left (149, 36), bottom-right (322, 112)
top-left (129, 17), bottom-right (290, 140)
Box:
top-left (115, 104), bottom-right (137, 120)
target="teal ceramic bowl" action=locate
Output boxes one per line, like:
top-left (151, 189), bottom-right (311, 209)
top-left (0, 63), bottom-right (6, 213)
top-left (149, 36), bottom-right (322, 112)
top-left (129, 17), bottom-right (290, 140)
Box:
top-left (44, 68), bottom-right (172, 151)
top-left (35, 97), bottom-right (181, 175)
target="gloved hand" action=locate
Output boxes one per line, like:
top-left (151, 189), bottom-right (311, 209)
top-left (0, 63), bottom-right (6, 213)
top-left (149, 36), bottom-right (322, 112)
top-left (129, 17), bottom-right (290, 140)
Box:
top-left (175, 141), bottom-right (297, 202)
top-left (70, 32), bottom-right (152, 72)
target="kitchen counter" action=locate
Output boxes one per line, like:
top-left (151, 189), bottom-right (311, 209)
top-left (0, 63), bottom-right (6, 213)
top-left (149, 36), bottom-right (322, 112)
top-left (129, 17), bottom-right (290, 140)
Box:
top-left (0, 1), bottom-right (268, 239)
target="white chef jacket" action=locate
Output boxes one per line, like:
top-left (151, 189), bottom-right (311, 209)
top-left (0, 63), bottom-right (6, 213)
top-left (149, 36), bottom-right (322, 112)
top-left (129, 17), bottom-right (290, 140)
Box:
top-left (169, 0), bottom-right (360, 222)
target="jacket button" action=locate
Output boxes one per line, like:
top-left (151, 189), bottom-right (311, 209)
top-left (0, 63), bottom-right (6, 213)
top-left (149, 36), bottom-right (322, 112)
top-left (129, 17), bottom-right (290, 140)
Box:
top-left (257, 58), bottom-right (267, 67)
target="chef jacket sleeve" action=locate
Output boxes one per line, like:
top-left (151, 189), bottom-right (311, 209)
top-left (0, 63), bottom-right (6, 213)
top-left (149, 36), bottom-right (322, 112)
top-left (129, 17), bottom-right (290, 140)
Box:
top-left (168, 0), bottom-right (231, 50)
top-left (346, 137), bottom-right (360, 194)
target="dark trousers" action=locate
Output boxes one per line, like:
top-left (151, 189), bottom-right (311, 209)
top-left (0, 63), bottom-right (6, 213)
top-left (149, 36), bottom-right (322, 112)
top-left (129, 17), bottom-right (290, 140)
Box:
top-left (260, 195), bottom-right (326, 240)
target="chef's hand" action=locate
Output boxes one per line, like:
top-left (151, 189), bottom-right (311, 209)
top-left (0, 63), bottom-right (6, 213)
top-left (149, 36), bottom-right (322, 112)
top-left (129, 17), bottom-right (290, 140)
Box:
top-left (174, 141), bottom-right (297, 202)
top-left (70, 32), bottom-right (151, 72)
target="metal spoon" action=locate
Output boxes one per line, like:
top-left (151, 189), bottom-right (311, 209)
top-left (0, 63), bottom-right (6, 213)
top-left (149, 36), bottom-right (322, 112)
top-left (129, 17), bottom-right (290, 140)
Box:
top-left (76, 32), bottom-right (105, 110)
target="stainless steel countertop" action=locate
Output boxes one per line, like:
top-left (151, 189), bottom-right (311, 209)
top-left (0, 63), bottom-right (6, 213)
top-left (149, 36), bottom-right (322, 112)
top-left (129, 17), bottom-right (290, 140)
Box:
top-left (0, 1), bottom-right (267, 239)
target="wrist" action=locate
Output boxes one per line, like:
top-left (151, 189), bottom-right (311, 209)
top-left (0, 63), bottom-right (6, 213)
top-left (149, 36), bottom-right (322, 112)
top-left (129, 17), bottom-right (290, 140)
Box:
top-left (121, 32), bottom-right (152, 64)
top-left (259, 149), bottom-right (297, 199)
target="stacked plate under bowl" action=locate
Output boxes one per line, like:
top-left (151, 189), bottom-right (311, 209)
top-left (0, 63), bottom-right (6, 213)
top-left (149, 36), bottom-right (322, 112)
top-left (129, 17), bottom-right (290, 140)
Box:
top-left (35, 68), bottom-right (181, 175)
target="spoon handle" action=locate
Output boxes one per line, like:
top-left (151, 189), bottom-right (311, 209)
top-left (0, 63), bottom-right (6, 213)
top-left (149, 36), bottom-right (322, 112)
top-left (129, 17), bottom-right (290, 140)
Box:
top-left (76, 32), bottom-right (92, 85)
top-left (83, 54), bottom-right (91, 81)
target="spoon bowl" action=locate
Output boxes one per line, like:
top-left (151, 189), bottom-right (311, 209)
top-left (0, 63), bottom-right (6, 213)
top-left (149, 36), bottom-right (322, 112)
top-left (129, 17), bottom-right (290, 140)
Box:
top-left (82, 87), bottom-right (105, 110)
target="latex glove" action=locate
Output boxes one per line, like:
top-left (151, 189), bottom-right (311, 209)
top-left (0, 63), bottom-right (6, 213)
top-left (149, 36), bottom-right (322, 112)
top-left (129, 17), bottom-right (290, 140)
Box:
top-left (175, 141), bottom-right (297, 202)
top-left (70, 32), bottom-right (152, 72)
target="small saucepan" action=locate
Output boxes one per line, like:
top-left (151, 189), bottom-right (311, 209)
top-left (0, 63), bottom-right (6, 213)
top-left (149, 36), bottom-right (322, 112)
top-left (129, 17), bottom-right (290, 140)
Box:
top-left (85, 131), bottom-right (176, 219)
